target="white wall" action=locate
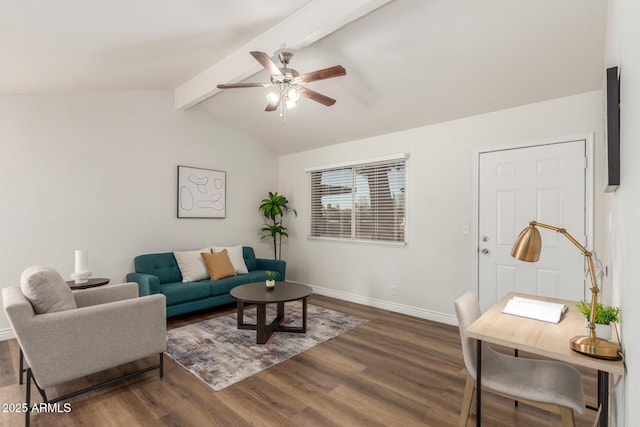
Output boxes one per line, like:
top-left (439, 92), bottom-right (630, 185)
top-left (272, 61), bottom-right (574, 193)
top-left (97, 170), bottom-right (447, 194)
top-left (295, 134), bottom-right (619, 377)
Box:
top-left (604, 0), bottom-right (640, 425)
top-left (0, 90), bottom-right (278, 334)
top-left (279, 91), bottom-right (604, 324)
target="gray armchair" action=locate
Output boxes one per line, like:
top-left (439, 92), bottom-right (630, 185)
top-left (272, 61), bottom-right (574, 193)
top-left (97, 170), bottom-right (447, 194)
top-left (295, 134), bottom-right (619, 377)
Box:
top-left (3, 281), bottom-right (166, 426)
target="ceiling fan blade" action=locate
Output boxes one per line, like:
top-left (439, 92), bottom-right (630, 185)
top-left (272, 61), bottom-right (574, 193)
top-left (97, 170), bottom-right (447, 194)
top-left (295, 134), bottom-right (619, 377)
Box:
top-left (265, 98), bottom-right (281, 112)
top-left (301, 88), bottom-right (337, 106)
top-left (217, 83), bottom-right (271, 89)
top-left (300, 65), bottom-right (346, 83)
top-left (250, 51), bottom-right (283, 77)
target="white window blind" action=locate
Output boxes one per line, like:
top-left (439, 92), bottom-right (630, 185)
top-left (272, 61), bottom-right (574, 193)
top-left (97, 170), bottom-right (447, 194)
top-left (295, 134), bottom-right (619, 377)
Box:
top-left (308, 156), bottom-right (407, 243)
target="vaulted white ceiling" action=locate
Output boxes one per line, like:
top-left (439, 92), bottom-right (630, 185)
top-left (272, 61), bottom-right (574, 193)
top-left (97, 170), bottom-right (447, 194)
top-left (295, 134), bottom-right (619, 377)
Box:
top-left (1, 0), bottom-right (608, 155)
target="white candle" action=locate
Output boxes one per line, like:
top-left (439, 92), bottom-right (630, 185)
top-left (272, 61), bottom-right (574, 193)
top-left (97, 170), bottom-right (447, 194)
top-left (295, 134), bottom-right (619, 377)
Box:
top-left (75, 250), bottom-right (88, 273)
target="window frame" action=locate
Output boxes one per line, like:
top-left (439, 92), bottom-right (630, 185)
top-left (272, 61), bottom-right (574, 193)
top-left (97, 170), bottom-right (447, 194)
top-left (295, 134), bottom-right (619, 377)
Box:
top-left (306, 153), bottom-right (408, 246)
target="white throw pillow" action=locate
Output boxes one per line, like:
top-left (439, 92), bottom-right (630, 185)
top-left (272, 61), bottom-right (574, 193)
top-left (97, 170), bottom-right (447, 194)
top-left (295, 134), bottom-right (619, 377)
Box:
top-left (212, 245), bottom-right (249, 274)
top-left (173, 248), bottom-right (211, 282)
top-left (20, 266), bottom-right (77, 314)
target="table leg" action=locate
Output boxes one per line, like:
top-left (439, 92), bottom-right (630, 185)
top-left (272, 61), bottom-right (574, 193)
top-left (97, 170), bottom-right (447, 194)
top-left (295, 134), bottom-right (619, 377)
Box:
top-left (302, 297), bottom-right (308, 333)
top-left (476, 340), bottom-right (482, 427)
top-left (236, 301), bottom-right (244, 328)
top-left (277, 301), bottom-right (284, 319)
top-left (256, 303), bottom-right (267, 344)
top-left (514, 349), bottom-right (518, 407)
top-left (598, 370), bottom-right (609, 427)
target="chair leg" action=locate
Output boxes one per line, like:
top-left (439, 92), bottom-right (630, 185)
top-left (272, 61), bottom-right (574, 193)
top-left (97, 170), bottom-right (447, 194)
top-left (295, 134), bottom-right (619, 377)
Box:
top-left (159, 353), bottom-right (164, 378)
top-left (459, 372), bottom-right (475, 427)
top-left (25, 368), bottom-right (31, 427)
top-left (31, 375), bottom-right (48, 403)
top-left (19, 348), bottom-right (24, 385)
top-left (558, 406), bottom-right (575, 427)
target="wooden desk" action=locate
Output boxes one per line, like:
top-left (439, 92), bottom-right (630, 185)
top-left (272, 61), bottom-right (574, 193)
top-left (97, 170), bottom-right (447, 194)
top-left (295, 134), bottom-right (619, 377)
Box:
top-left (466, 292), bottom-right (624, 427)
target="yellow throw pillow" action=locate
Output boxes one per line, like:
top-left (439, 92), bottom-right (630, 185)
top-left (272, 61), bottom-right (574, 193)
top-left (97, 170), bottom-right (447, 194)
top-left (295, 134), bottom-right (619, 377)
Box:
top-left (201, 250), bottom-right (236, 281)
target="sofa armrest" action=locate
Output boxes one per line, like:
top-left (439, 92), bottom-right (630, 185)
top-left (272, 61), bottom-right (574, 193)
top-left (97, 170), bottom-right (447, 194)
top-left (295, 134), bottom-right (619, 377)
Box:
top-left (14, 293), bottom-right (166, 389)
top-left (73, 282), bottom-right (139, 308)
top-left (255, 258), bottom-right (286, 281)
top-left (126, 273), bottom-right (161, 296)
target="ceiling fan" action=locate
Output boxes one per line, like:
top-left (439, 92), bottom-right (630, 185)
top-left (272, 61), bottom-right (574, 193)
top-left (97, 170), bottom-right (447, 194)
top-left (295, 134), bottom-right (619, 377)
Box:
top-left (216, 48), bottom-right (346, 119)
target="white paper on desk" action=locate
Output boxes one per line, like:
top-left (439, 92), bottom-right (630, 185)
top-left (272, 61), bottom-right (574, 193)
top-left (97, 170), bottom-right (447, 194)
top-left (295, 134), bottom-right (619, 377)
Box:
top-left (502, 296), bottom-right (568, 323)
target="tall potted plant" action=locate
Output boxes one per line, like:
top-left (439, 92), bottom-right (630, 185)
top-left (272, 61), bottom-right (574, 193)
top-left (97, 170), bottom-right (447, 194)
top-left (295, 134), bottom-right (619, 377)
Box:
top-left (259, 192), bottom-right (297, 260)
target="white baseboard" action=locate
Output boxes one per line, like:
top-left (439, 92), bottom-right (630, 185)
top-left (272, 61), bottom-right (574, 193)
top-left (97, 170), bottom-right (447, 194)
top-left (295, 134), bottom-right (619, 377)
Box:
top-left (0, 327), bottom-right (14, 341)
top-left (290, 281), bottom-right (458, 326)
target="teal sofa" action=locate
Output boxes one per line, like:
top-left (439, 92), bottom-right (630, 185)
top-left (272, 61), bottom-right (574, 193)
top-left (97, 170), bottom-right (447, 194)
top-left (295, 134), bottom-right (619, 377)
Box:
top-left (127, 246), bottom-right (285, 317)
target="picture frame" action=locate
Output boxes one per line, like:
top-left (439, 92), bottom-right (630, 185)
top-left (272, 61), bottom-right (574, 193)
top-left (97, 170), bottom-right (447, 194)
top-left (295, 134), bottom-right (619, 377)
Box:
top-left (604, 66), bottom-right (620, 192)
top-left (177, 166), bottom-right (226, 218)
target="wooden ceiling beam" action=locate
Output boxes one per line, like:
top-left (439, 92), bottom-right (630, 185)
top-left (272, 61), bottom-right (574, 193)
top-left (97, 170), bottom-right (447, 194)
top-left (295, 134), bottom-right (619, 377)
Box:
top-left (174, 0), bottom-right (394, 110)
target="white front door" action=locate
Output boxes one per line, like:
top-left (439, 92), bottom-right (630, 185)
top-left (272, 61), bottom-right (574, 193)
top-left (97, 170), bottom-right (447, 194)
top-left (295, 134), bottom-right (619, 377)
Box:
top-left (477, 140), bottom-right (588, 312)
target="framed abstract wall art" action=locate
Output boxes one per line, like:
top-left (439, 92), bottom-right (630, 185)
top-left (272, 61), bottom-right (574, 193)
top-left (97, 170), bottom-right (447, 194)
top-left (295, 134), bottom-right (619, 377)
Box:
top-left (177, 165), bottom-right (226, 218)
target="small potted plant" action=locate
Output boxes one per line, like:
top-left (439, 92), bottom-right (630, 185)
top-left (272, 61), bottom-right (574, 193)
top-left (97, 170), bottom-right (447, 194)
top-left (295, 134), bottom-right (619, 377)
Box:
top-left (576, 301), bottom-right (620, 340)
top-left (265, 270), bottom-right (277, 290)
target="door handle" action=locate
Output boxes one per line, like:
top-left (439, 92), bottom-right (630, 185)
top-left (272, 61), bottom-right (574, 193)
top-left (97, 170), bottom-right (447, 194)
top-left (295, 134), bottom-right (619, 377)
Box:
top-left (480, 248), bottom-right (489, 255)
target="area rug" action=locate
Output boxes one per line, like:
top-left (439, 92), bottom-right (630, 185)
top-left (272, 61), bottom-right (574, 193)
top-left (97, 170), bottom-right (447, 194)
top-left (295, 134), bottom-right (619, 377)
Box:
top-left (166, 302), bottom-right (368, 391)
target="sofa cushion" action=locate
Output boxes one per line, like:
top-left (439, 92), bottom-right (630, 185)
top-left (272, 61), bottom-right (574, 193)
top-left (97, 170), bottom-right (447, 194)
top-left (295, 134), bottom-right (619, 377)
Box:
top-left (201, 250), bottom-right (236, 280)
top-left (212, 245), bottom-right (248, 274)
top-left (134, 253), bottom-right (182, 284)
top-left (20, 266), bottom-right (77, 314)
top-left (159, 281), bottom-right (211, 306)
top-left (174, 248), bottom-right (211, 282)
top-left (242, 246), bottom-right (258, 271)
top-left (207, 275), bottom-right (250, 297)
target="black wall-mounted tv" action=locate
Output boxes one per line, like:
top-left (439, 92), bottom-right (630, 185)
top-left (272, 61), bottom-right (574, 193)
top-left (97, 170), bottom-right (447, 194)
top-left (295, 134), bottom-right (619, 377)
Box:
top-left (605, 66), bottom-right (620, 192)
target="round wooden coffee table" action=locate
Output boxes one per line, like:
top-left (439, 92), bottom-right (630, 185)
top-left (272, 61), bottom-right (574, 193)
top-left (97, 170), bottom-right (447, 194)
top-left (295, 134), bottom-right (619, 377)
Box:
top-left (230, 281), bottom-right (313, 344)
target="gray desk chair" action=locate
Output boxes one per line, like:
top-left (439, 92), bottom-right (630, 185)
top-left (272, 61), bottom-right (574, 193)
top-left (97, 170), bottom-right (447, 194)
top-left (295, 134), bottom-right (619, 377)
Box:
top-left (455, 291), bottom-right (586, 427)
top-left (3, 266), bottom-right (166, 427)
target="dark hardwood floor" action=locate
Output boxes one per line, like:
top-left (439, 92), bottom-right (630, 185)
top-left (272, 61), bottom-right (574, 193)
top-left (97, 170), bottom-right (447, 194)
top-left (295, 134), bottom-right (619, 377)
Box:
top-left (0, 295), bottom-right (598, 426)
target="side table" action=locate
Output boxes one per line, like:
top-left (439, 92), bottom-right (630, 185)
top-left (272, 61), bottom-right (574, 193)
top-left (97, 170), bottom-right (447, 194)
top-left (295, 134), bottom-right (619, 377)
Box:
top-left (66, 278), bottom-right (110, 290)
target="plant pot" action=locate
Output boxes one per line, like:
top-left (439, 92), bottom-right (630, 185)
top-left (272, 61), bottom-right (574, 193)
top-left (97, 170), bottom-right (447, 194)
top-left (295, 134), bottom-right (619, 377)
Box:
top-left (266, 280), bottom-right (275, 290)
top-left (585, 320), bottom-right (612, 340)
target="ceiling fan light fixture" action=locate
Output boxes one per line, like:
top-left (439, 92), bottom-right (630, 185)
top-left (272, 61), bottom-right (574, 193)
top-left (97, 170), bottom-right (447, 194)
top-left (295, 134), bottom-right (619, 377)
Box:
top-left (285, 98), bottom-right (297, 109)
top-left (286, 88), bottom-right (300, 102)
top-left (217, 50), bottom-right (346, 121)
top-left (266, 92), bottom-right (280, 104)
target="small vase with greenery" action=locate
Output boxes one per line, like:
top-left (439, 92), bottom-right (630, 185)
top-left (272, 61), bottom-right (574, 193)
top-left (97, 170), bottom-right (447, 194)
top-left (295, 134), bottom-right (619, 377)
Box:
top-left (576, 301), bottom-right (621, 324)
top-left (576, 301), bottom-right (620, 340)
top-left (259, 192), bottom-right (297, 260)
top-left (265, 270), bottom-right (277, 290)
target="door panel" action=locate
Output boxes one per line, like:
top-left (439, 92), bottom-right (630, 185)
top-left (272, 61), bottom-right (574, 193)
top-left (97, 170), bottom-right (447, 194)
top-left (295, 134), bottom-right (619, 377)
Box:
top-left (478, 140), bottom-right (587, 311)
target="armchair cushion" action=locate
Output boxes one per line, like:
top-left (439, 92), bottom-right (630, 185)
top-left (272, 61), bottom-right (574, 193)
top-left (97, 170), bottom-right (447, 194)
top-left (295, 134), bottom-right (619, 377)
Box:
top-left (20, 266), bottom-right (76, 314)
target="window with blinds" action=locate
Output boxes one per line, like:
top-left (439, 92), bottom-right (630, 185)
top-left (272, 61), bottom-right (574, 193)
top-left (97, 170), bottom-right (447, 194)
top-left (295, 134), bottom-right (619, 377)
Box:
top-left (307, 155), bottom-right (406, 244)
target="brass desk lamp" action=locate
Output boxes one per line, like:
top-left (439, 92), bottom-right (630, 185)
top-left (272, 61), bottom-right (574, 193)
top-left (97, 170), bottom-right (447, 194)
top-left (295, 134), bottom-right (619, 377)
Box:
top-left (511, 221), bottom-right (621, 360)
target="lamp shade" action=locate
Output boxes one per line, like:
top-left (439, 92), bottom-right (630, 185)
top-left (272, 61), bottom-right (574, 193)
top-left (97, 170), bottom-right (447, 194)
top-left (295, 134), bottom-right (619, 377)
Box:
top-left (511, 225), bottom-right (542, 262)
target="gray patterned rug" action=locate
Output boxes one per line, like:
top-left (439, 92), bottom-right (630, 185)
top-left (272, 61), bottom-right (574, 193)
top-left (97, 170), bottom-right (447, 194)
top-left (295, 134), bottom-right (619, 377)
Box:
top-left (166, 302), bottom-right (368, 391)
